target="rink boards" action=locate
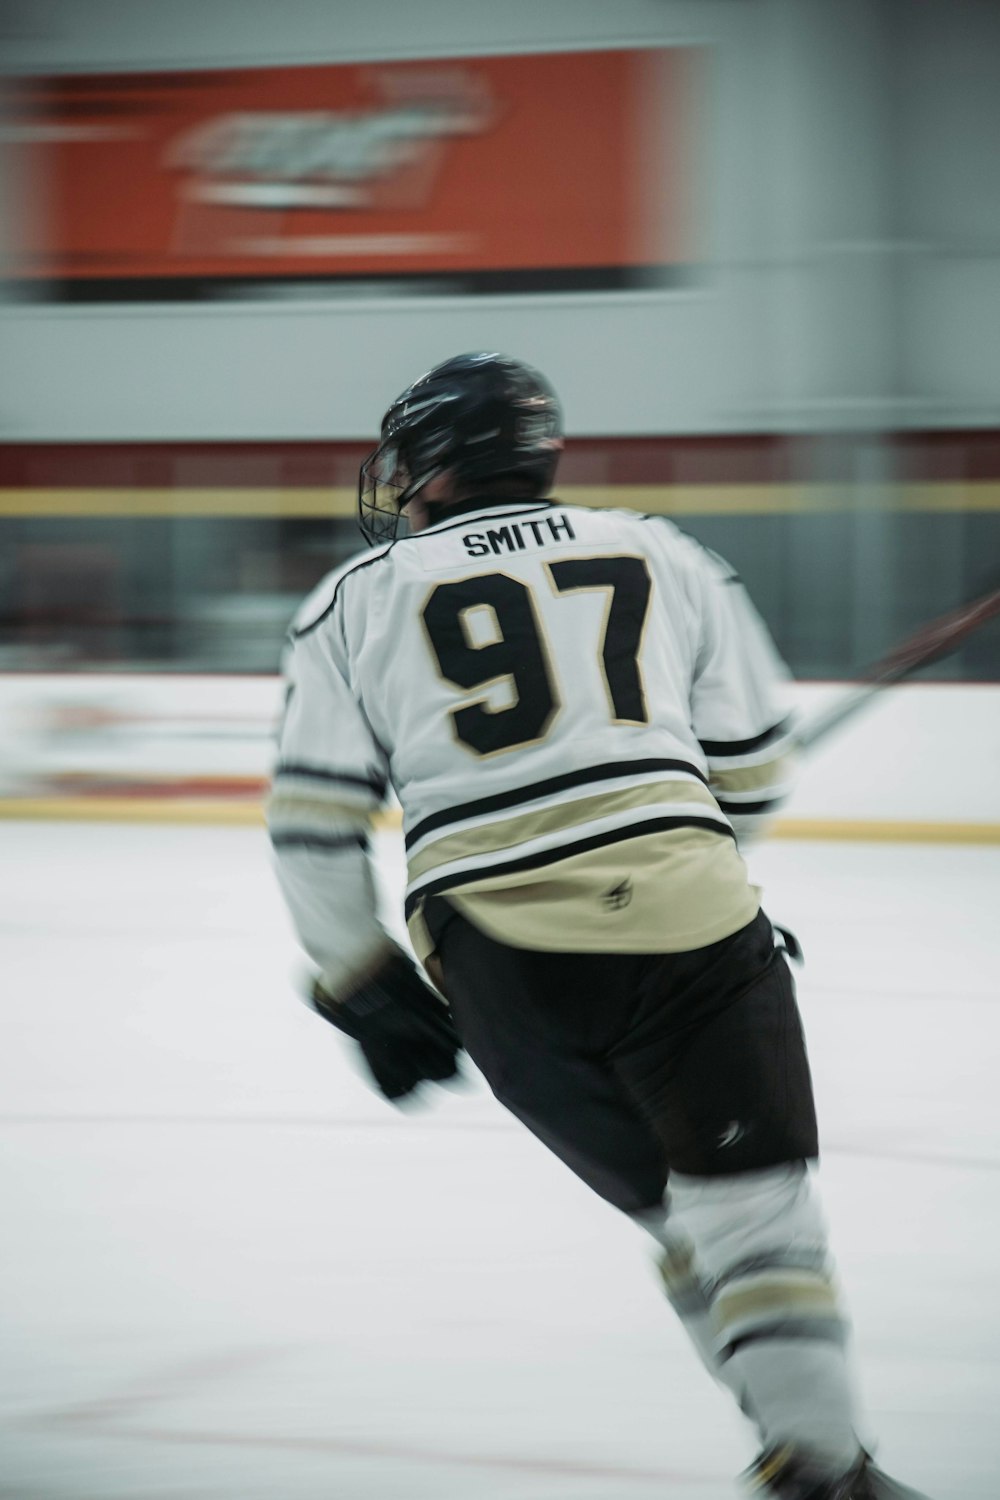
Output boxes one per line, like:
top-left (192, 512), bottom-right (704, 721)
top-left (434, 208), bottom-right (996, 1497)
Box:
top-left (0, 673), bottom-right (998, 841)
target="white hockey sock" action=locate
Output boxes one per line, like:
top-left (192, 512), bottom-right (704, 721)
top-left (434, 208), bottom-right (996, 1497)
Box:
top-left (633, 1204), bottom-right (759, 1418)
top-left (652, 1166), bottom-right (864, 1472)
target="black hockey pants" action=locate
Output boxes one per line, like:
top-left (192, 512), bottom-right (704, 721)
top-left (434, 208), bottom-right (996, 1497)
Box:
top-left (425, 901), bottom-right (819, 1216)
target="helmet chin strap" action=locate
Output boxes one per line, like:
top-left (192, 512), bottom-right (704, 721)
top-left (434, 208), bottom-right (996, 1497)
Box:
top-left (399, 465), bottom-right (453, 512)
top-left (400, 469), bottom-right (437, 504)
top-left (400, 469), bottom-right (454, 535)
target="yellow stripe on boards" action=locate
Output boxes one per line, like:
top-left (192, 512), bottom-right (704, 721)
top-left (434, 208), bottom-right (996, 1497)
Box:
top-left (1, 481), bottom-right (999, 518)
top-left (562, 485), bottom-right (814, 515)
top-left (0, 488), bottom-right (350, 517)
top-left (774, 818), bottom-right (1000, 844)
top-left (0, 797), bottom-right (267, 825)
top-left (0, 799), bottom-right (998, 843)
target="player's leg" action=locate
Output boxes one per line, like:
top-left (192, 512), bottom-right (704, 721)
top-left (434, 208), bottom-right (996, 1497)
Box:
top-left (662, 1166), bottom-right (931, 1498)
top-left (611, 912), bottom-right (901, 1493)
top-left (620, 914), bottom-right (843, 1449)
top-left (669, 1164), bottom-right (861, 1472)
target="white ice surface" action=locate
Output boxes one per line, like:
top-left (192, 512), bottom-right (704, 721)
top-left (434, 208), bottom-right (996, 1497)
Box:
top-left (1, 823), bottom-right (998, 1499)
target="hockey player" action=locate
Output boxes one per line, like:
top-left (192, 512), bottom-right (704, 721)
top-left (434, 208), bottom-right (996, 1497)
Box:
top-left (267, 352), bottom-right (930, 1500)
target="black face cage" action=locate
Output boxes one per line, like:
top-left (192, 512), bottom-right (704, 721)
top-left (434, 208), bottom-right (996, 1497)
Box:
top-left (358, 440), bottom-right (413, 547)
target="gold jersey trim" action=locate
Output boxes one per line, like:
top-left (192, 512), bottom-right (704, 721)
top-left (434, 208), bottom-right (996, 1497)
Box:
top-left (708, 754), bottom-right (796, 796)
top-left (406, 775), bottom-right (723, 884)
top-left (265, 789), bottom-right (374, 836)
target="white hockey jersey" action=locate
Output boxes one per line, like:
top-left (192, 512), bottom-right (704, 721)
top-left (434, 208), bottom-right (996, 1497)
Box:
top-left (267, 499), bottom-right (796, 994)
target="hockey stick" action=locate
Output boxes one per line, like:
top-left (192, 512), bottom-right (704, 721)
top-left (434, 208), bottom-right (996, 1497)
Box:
top-left (796, 586), bottom-right (1000, 750)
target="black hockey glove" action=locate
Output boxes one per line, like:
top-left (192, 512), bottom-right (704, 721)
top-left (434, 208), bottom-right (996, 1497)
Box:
top-left (309, 949), bottom-right (462, 1102)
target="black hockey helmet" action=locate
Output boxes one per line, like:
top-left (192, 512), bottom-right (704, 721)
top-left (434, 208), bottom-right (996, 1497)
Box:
top-left (358, 352), bottom-right (563, 546)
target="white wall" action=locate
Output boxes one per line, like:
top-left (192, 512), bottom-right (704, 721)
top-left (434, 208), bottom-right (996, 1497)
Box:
top-left (782, 682), bottom-right (1000, 829)
top-left (1, 674), bottom-right (997, 833)
top-left (2, 0), bottom-right (996, 442)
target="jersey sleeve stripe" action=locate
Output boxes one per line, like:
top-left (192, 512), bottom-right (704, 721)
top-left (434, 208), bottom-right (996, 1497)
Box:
top-left (707, 757), bottom-right (794, 796)
top-left (404, 757), bottom-right (709, 850)
top-left (265, 793), bottom-right (374, 843)
top-left (697, 718), bottom-right (793, 758)
top-left (270, 832), bottom-right (369, 853)
top-left (713, 796), bottom-right (784, 817)
top-left (273, 762), bottom-right (388, 797)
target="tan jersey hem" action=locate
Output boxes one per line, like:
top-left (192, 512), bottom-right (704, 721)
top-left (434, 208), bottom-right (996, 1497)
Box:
top-left (407, 825), bottom-right (761, 963)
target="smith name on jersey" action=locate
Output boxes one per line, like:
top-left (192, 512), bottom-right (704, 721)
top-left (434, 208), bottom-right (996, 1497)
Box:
top-left (267, 499), bottom-right (796, 993)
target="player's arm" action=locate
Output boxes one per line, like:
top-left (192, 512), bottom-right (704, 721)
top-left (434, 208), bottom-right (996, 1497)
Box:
top-left (267, 620), bottom-right (393, 991)
top-left (682, 543), bottom-right (797, 843)
top-left (267, 620), bottom-right (460, 1100)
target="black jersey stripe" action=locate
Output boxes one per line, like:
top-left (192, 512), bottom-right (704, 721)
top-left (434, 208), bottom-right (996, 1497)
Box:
top-left (270, 832), bottom-right (369, 853)
top-left (404, 758), bottom-right (710, 851)
top-left (404, 814), bottom-right (734, 917)
top-left (698, 718), bottom-right (793, 758)
top-left (714, 796), bottom-right (783, 817)
top-left (273, 762), bottom-right (388, 796)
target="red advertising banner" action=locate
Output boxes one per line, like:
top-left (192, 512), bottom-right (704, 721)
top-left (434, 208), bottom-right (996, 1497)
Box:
top-left (5, 48), bottom-right (701, 299)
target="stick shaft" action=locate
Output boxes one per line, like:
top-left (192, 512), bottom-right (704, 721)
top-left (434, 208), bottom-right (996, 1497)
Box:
top-left (796, 587), bottom-right (1000, 750)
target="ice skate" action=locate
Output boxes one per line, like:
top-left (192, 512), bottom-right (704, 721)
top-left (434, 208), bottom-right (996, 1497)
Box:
top-left (857, 1457), bottom-right (934, 1500)
top-left (743, 1444), bottom-right (865, 1499)
top-left (743, 1445), bottom-right (933, 1500)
